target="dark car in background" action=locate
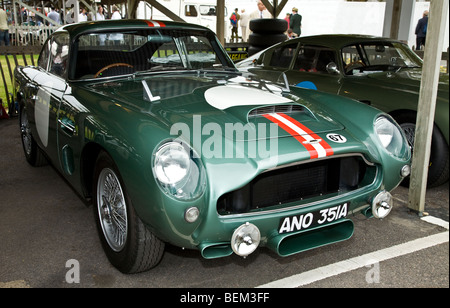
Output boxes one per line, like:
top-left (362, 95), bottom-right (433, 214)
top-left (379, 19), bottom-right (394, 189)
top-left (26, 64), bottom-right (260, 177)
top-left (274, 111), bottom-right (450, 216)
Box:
top-left (237, 34), bottom-right (448, 187)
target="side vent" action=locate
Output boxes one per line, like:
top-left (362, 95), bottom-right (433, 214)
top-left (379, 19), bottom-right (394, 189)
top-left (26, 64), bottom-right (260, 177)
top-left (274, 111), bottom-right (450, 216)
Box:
top-left (249, 104), bottom-right (305, 118)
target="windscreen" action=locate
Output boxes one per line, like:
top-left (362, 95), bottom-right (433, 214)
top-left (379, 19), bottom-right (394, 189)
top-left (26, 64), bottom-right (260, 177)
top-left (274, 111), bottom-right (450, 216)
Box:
top-left (71, 28), bottom-right (236, 80)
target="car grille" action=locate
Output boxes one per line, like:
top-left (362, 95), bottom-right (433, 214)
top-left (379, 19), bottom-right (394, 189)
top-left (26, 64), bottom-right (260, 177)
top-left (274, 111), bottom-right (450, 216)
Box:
top-left (217, 155), bottom-right (376, 215)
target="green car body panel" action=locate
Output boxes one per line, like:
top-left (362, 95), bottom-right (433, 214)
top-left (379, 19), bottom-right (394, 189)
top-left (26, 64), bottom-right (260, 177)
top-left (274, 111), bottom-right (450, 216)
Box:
top-left (14, 21), bottom-right (411, 272)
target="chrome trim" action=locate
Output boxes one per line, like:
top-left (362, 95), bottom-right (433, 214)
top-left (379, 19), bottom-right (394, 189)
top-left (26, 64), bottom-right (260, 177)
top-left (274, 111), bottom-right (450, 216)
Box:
top-left (217, 153), bottom-right (378, 218)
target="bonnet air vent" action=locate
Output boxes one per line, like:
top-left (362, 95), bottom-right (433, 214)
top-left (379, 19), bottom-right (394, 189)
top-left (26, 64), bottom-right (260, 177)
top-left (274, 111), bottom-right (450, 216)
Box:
top-left (249, 104), bottom-right (305, 118)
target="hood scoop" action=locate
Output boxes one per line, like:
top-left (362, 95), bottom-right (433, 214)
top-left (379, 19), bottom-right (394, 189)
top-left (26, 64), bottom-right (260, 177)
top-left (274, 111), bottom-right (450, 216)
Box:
top-left (248, 104), bottom-right (307, 118)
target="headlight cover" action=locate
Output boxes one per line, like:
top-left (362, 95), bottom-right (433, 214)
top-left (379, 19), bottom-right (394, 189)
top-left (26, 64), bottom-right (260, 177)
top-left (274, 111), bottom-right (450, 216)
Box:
top-left (153, 141), bottom-right (206, 200)
top-left (374, 116), bottom-right (409, 158)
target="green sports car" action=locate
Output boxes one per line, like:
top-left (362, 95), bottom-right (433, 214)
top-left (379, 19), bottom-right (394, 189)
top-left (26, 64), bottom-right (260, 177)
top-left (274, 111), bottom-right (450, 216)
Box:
top-left (14, 20), bottom-right (411, 273)
top-left (236, 34), bottom-right (448, 188)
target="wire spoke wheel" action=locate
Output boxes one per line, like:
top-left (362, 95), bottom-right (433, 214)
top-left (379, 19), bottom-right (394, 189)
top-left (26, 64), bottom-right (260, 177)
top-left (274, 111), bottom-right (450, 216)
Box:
top-left (20, 109), bottom-right (32, 156)
top-left (97, 168), bottom-right (128, 252)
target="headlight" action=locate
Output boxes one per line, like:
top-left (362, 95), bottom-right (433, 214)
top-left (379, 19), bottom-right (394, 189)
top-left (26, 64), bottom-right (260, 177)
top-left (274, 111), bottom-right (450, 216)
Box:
top-left (374, 116), bottom-right (409, 158)
top-left (153, 141), bottom-right (206, 200)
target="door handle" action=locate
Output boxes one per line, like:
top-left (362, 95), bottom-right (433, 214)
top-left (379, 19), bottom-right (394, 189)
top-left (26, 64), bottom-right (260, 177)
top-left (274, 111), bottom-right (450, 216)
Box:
top-left (58, 118), bottom-right (76, 135)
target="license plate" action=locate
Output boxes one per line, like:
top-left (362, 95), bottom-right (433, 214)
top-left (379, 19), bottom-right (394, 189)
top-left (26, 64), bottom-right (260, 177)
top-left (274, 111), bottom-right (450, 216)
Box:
top-left (278, 203), bottom-right (349, 234)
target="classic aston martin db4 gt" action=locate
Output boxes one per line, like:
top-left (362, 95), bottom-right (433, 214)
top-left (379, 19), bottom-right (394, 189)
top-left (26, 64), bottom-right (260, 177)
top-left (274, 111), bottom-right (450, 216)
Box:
top-left (15, 20), bottom-right (411, 273)
top-left (236, 35), bottom-right (448, 188)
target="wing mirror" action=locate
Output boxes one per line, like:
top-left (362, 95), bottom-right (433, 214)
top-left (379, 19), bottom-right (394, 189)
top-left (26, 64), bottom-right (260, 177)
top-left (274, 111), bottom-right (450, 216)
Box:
top-left (326, 62), bottom-right (340, 75)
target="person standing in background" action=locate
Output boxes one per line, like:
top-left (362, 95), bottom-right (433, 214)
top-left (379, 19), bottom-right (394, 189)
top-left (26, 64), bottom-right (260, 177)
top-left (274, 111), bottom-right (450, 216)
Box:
top-left (78, 7), bottom-right (88, 22)
top-left (240, 9), bottom-right (250, 42)
top-left (47, 7), bottom-right (61, 25)
top-left (111, 5), bottom-right (122, 20)
top-left (96, 5), bottom-right (106, 45)
top-left (415, 10), bottom-right (428, 50)
top-left (284, 12), bottom-right (291, 29)
top-left (289, 7), bottom-right (302, 37)
top-left (230, 8), bottom-right (240, 42)
top-left (250, 0), bottom-right (271, 20)
top-left (0, 6), bottom-right (10, 46)
top-left (96, 5), bottom-right (105, 21)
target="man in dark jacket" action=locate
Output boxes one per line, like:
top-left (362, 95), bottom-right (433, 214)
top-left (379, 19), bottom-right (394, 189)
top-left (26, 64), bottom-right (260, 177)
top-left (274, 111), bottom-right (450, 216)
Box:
top-left (290, 8), bottom-right (302, 37)
top-left (415, 10), bottom-right (428, 50)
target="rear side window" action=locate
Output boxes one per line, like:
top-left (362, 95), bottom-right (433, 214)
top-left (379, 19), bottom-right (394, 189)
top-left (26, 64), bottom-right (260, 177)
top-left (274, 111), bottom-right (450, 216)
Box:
top-left (48, 33), bottom-right (70, 79)
top-left (38, 40), bottom-right (50, 70)
top-left (269, 43), bottom-right (297, 68)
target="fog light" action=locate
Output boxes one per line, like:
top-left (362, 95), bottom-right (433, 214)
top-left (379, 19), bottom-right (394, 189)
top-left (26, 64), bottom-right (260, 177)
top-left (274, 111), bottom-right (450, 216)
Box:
top-left (401, 165), bottom-right (411, 177)
top-left (231, 222), bottom-right (260, 257)
top-left (371, 191), bottom-right (393, 219)
top-left (184, 207), bottom-right (199, 223)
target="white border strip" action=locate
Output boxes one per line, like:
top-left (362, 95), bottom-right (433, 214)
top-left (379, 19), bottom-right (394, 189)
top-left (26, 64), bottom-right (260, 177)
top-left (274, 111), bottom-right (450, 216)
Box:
top-left (421, 216), bottom-right (449, 230)
top-left (257, 216), bottom-right (449, 288)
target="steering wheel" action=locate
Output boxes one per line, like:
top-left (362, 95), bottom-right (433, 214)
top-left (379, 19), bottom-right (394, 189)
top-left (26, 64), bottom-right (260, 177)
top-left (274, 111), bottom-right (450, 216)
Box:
top-left (94, 63), bottom-right (134, 78)
top-left (345, 60), bottom-right (366, 70)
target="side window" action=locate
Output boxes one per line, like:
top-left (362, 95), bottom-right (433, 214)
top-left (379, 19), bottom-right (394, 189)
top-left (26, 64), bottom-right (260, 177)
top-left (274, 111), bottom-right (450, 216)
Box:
top-left (200, 5), bottom-right (216, 16)
top-left (294, 46), bottom-right (318, 72)
top-left (315, 50), bottom-right (336, 73)
top-left (342, 45), bottom-right (362, 67)
top-left (48, 33), bottom-right (70, 79)
top-left (185, 5), bottom-right (198, 17)
top-left (269, 43), bottom-right (297, 68)
top-left (294, 46), bottom-right (336, 73)
top-left (38, 39), bottom-right (50, 70)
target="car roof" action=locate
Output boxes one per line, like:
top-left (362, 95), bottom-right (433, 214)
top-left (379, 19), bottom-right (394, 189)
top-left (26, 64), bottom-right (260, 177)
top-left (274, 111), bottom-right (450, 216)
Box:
top-left (290, 34), bottom-right (402, 49)
top-left (55, 19), bottom-right (212, 37)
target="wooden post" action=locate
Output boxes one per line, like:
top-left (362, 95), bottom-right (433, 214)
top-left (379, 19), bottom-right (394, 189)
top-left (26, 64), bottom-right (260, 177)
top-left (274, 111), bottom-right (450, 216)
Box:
top-left (216, 0), bottom-right (225, 45)
top-left (408, 0), bottom-right (449, 215)
top-left (390, 0), bottom-right (402, 39)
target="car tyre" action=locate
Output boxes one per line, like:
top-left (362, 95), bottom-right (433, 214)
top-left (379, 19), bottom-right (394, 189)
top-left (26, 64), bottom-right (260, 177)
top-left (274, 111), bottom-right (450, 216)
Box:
top-left (93, 151), bottom-right (165, 273)
top-left (248, 33), bottom-right (287, 47)
top-left (19, 104), bottom-right (48, 167)
top-left (249, 19), bottom-right (288, 34)
top-left (397, 113), bottom-right (449, 188)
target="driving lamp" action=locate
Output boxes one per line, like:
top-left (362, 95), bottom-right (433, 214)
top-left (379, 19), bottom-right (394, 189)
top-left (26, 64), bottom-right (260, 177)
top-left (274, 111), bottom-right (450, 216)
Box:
top-left (231, 223), bottom-right (261, 257)
top-left (371, 191), bottom-right (393, 219)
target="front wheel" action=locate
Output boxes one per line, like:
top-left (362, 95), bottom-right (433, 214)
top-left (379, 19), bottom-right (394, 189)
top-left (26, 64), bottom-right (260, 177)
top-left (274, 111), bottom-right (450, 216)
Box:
top-left (397, 113), bottom-right (449, 188)
top-left (93, 151), bottom-right (164, 273)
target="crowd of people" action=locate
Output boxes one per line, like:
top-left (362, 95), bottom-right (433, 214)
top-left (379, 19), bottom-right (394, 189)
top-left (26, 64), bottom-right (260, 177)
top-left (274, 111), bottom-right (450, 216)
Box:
top-left (1, 2), bottom-right (431, 50)
top-left (228, 1), bottom-right (302, 43)
top-left (1, 4), bottom-right (122, 28)
top-left (0, 4), bottom-right (123, 46)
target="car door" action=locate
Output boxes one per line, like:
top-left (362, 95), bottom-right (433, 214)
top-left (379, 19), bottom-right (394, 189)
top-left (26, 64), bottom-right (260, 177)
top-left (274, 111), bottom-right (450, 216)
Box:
top-left (287, 45), bottom-right (342, 93)
top-left (52, 33), bottom-right (84, 181)
top-left (29, 33), bottom-right (68, 165)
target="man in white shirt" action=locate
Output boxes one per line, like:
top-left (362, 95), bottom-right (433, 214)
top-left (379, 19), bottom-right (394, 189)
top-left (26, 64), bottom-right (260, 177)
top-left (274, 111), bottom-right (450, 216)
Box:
top-left (249, 0), bottom-right (272, 20)
top-left (111, 6), bottom-right (122, 20)
top-left (109, 6), bottom-right (122, 43)
top-left (240, 9), bottom-right (250, 42)
top-left (47, 7), bottom-right (61, 25)
top-left (79, 7), bottom-right (88, 22)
